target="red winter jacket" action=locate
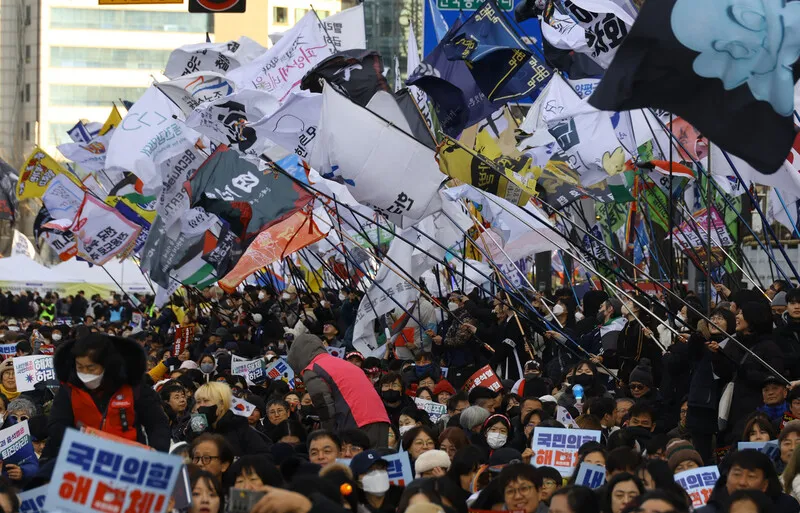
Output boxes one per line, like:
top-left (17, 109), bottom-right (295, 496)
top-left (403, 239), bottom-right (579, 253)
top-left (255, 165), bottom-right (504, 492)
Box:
top-left (287, 334), bottom-right (389, 432)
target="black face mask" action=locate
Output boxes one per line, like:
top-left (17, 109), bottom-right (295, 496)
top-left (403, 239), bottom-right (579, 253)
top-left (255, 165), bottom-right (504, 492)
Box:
top-left (569, 374), bottom-right (594, 387)
top-left (709, 333), bottom-right (728, 342)
top-left (596, 310), bottom-right (606, 323)
top-left (507, 406), bottom-right (521, 419)
top-left (197, 405), bottom-right (218, 426)
top-left (382, 390), bottom-right (402, 403)
top-left (299, 405), bottom-right (315, 417)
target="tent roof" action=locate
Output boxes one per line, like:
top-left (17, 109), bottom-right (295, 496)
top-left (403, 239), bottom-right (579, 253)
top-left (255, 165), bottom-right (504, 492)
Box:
top-left (53, 258), bottom-right (153, 294)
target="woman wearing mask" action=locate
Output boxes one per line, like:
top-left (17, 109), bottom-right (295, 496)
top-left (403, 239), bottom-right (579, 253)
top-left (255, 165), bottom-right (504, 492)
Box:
top-left (542, 298), bottom-right (580, 383)
top-left (188, 465), bottom-right (224, 513)
top-left (477, 414), bottom-right (514, 453)
top-left (556, 360), bottom-right (609, 410)
top-left (198, 355), bottom-right (219, 383)
top-left (43, 333), bottom-right (171, 460)
top-left (350, 450), bottom-right (403, 513)
top-left (377, 372), bottom-right (414, 426)
top-left (188, 382), bottom-right (271, 457)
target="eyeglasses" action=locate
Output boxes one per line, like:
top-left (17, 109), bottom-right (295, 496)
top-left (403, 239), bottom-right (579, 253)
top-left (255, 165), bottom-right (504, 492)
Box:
top-left (680, 408), bottom-right (688, 415)
top-left (268, 408), bottom-right (287, 417)
top-left (192, 455), bottom-right (220, 465)
top-left (413, 439), bottom-right (436, 449)
top-left (629, 384), bottom-right (646, 391)
top-left (505, 484), bottom-right (535, 498)
top-left (542, 479), bottom-right (558, 488)
top-left (7, 415), bottom-right (28, 424)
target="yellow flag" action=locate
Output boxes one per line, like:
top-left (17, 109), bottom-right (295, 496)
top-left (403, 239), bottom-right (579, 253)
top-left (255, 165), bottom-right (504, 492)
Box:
top-left (99, 105), bottom-right (122, 136)
top-left (17, 147), bottom-right (82, 200)
top-left (437, 137), bottom-right (538, 207)
top-left (105, 196), bottom-right (157, 224)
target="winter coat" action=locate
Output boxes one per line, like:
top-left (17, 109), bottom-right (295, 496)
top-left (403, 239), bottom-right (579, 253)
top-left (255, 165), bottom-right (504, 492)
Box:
top-left (43, 335), bottom-right (171, 460)
top-left (207, 410), bottom-right (271, 456)
top-left (774, 315), bottom-right (800, 380)
top-left (615, 319), bottom-right (663, 385)
top-left (287, 334), bottom-right (389, 432)
top-left (696, 475), bottom-right (799, 513)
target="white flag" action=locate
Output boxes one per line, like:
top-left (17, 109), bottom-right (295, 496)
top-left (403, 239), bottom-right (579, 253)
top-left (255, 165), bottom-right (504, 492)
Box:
top-left (156, 143), bottom-right (208, 228)
top-left (165, 36), bottom-right (266, 79)
top-left (11, 229), bottom-right (35, 258)
top-left (230, 396), bottom-right (257, 417)
top-left (57, 133), bottom-right (112, 173)
top-left (227, 12), bottom-right (334, 103)
top-left (323, 5), bottom-right (367, 51)
top-left (185, 89), bottom-right (280, 158)
top-left (406, 25), bottom-right (433, 133)
top-left (560, 1), bottom-right (631, 69)
top-left (308, 85), bottom-right (442, 225)
top-left (106, 87), bottom-right (196, 190)
top-left (154, 71), bottom-right (236, 117)
top-left (41, 173), bottom-right (85, 226)
top-left (250, 92), bottom-right (322, 159)
top-left (71, 195), bottom-right (141, 265)
top-left (571, 0), bottom-right (638, 25)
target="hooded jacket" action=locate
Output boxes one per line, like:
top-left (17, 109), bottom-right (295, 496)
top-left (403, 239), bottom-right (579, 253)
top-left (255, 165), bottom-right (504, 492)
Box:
top-left (287, 334), bottom-right (388, 432)
top-left (42, 334), bottom-right (171, 460)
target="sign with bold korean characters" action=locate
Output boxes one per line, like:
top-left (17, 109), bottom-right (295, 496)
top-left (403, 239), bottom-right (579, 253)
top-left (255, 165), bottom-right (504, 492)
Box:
top-left (531, 427), bottom-right (601, 476)
top-left (674, 465), bottom-right (719, 508)
top-left (14, 355), bottom-right (55, 392)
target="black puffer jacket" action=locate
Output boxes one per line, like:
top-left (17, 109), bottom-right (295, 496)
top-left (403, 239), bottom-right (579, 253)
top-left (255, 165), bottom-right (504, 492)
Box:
top-left (42, 334), bottom-right (171, 460)
top-left (208, 410), bottom-right (272, 457)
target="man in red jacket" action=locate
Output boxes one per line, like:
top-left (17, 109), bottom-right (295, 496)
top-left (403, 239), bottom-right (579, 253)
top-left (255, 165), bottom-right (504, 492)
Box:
top-left (288, 334), bottom-right (390, 448)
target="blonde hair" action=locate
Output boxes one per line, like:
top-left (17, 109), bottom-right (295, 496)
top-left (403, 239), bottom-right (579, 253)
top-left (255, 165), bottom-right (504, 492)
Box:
top-left (195, 382), bottom-right (232, 425)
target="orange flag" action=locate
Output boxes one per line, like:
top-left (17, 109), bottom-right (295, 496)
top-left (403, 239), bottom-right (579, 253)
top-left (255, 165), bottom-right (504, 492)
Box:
top-left (219, 210), bottom-right (325, 293)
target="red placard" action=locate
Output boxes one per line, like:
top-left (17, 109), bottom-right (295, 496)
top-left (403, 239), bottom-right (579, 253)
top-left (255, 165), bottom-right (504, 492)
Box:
top-left (173, 326), bottom-right (194, 357)
top-left (462, 365), bottom-right (503, 393)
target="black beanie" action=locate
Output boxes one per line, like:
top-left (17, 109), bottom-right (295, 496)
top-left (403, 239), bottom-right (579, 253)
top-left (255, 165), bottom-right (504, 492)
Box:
top-left (629, 359), bottom-right (653, 388)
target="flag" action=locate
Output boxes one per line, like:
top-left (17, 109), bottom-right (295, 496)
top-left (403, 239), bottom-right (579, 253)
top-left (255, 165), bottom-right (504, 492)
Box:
top-left (164, 36), bottom-right (266, 79)
top-left (185, 89), bottom-right (279, 158)
top-left (219, 209), bottom-right (325, 292)
top-left (99, 105), bottom-right (123, 136)
top-left (113, 199), bottom-right (152, 253)
top-left (66, 121), bottom-right (100, 144)
top-left (157, 144), bottom-right (209, 228)
top-left (308, 85), bottom-right (443, 225)
top-left (394, 90), bottom-right (436, 150)
top-left (427, 0), bottom-right (450, 42)
top-left (33, 206), bottom-right (77, 261)
top-left (105, 87), bottom-right (195, 190)
top-left (41, 174), bottom-right (85, 227)
top-left (441, 0), bottom-right (552, 102)
top-left (17, 147), bottom-right (82, 200)
top-left (559, 0), bottom-right (632, 68)
top-left (569, 0), bottom-right (638, 25)
top-left (589, 0), bottom-right (800, 174)
top-left (405, 25), bottom-right (434, 138)
top-left (227, 12), bottom-right (334, 103)
top-left (322, 4), bottom-right (367, 50)
top-left (768, 187), bottom-right (800, 235)
top-left (57, 133), bottom-right (112, 173)
top-left (300, 50), bottom-right (390, 107)
top-left (0, 160), bottom-right (17, 222)
top-left (186, 145), bottom-right (313, 240)
top-left (70, 195), bottom-right (141, 265)
top-left (249, 92), bottom-right (321, 159)
top-left (10, 230), bottom-right (35, 259)
top-left (154, 72), bottom-right (235, 117)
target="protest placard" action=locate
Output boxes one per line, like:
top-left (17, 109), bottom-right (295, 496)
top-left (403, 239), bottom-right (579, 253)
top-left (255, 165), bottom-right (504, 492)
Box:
top-left (38, 344), bottom-right (54, 356)
top-left (45, 428), bottom-right (182, 513)
top-left (13, 355), bottom-right (55, 392)
top-left (0, 420), bottom-right (37, 472)
top-left (81, 427), bottom-right (152, 451)
top-left (674, 465), bottom-right (719, 508)
top-left (231, 357), bottom-right (267, 384)
top-left (532, 427), bottom-right (601, 476)
top-left (173, 326), bottom-right (194, 356)
top-left (462, 365), bottom-right (502, 393)
top-left (414, 397), bottom-right (447, 423)
top-left (575, 462), bottom-right (606, 489)
top-left (0, 344), bottom-right (15, 359)
top-left (738, 441), bottom-right (780, 461)
top-left (19, 484), bottom-right (47, 513)
top-left (384, 451), bottom-right (413, 487)
top-left (265, 358), bottom-right (295, 388)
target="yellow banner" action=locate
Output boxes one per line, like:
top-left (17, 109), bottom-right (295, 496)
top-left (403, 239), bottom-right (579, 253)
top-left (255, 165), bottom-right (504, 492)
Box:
top-left (17, 147), bottom-right (82, 200)
top-left (99, 105), bottom-right (123, 135)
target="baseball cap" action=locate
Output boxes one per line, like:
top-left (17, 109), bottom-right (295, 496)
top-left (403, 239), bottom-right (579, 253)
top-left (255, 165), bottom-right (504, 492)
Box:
top-left (349, 449), bottom-right (387, 477)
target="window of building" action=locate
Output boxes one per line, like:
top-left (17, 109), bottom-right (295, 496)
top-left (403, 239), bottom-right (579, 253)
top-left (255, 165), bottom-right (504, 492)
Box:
top-left (25, 122), bottom-right (30, 141)
top-left (24, 84), bottom-right (30, 103)
top-left (47, 123), bottom-right (78, 147)
top-left (273, 6), bottom-right (288, 25)
top-left (50, 47), bottom-right (172, 70)
top-left (25, 45), bottom-right (31, 63)
top-left (295, 8), bottom-right (309, 20)
top-left (49, 85), bottom-right (147, 107)
top-left (317, 10), bottom-right (330, 18)
top-left (24, 5), bottom-right (31, 26)
top-left (50, 8), bottom-right (212, 33)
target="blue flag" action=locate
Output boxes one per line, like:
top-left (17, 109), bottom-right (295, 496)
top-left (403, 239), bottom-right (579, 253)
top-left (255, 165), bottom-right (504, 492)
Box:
top-left (441, 0), bottom-right (552, 102)
top-left (408, 19), bottom-right (502, 137)
top-left (427, 0), bottom-right (449, 42)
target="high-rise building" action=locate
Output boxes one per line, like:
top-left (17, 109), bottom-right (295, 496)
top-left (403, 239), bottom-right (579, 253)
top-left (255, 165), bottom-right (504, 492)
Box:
top-left (0, 0), bottom-right (214, 166)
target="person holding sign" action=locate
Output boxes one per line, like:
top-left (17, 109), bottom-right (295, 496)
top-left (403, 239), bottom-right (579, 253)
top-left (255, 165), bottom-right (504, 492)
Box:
top-left (42, 333), bottom-right (171, 460)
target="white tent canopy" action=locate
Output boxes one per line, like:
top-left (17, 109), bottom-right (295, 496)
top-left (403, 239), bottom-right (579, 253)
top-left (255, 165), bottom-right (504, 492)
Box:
top-left (0, 255), bottom-right (84, 295)
top-left (53, 258), bottom-right (153, 295)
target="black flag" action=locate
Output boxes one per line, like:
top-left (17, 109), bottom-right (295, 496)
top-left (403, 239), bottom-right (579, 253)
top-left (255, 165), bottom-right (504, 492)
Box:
top-left (301, 50), bottom-right (391, 107)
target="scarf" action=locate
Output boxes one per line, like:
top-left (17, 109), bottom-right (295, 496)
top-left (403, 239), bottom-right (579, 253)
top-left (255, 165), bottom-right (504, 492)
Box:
top-left (759, 402), bottom-right (789, 422)
top-left (0, 384), bottom-right (20, 400)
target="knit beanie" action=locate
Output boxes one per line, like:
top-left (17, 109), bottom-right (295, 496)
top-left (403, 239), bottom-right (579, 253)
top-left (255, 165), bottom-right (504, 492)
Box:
top-left (628, 359), bottom-right (654, 388)
top-left (666, 439), bottom-right (703, 472)
top-left (433, 379), bottom-right (456, 397)
top-left (460, 405), bottom-right (491, 431)
top-left (773, 292), bottom-right (788, 307)
top-left (414, 450), bottom-right (451, 477)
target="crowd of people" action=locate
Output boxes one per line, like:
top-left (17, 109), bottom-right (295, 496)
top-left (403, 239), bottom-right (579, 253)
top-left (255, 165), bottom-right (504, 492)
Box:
top-left (0, 278), bottom-right (797, 513)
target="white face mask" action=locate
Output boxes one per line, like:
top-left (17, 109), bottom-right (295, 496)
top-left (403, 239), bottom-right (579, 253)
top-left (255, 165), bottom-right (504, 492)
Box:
top-left (281, 293), bottom-right (291, 301)
top-left (77, 371), bottom-right (104, 390)
top-left (448, 302), bottom-right (459, 312)
top-left (252, 313), bottom-right (263, 323)
top-left (552, 304), bottom-right (565, 316)
top-left (575, 311), bottom-right (585, 321)
top-left (258, 292), bottom-right (266, 300)
top-left (339, 293), bottom-right (347, 301)
top-left (52, 333), bottom-right (62, 341)
top-left (398, 424), bottom-right (414, 437)
top-left (486, 432), bottom-right (507, 449)
top-left (361, 469), bottom-right (390, 495)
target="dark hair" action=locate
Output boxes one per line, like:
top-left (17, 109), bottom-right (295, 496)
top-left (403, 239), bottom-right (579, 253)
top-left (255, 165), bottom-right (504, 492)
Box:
top-left (741, 412), bottom-right (778, 442)
top-left (498, 463), bottom-right (543, 493)
top-left (416, 386), bottom-right (434, 399)
top-left (479, 414), bottom-right (512, 438)
top-left (550, 485), bottom-right (600, 513)
top-left (0, 479), bottom-right (20, 513)
top-left (306, 429), bottom-right (341, 451)
top-left (187, 465), bottom-right (224, 512)
top-left (638, 459), bottom-right (690, 501)
top-left (159, 382), bottom-right (186, 402)
top-left (448, 445), bottom-right (486, 482)
top-left (567, 441), bottom-right (607, 485)
top-left (739, 301), bottom-right (774, 335)
top-left (70, 333), bottom-right (131, 386)
top-left (400, 406), bottom-right (432, 427)
top-left (396, 478), bottom-right (443, 513)
top-left (340, 429), bottom-right (371, 451)
top-left (447, 392), bottom-right (469, 413)
top-left (628, 403), bottom-right (656, 423)
top-left (607, 429), bottom-right (638, 451)
top-left (225, 455), bottom-right (283, 489)
top-left (402, 425), bottom-right (439, 453)
top-left (191, 434), bottom-right (235, 467)
top-left (626, 490), bottom-right (691, 513)
top-left (787, 288), bottom-right (800, 304)
top-left (271, 419), bottom-right (308, 444)
top-left (15, 341), bottom-right (31, 354)
top-left (709, 307), bottom-right (737, 335)
top-left (604, 472), bottom-right (644, 513)
top-left (726, 450), bottom-right (780, 496)
top-left (586, 396), bottom-right (615, 420)
top-left (607, 448), bottom-right (643, 475)
top-left (439, 427), bottom-right (469, 454)
top-left (266, 398), bottom-right (290, 412)
top-left (728, 489), bottom-right (773, 513)
top-left (377, 371), bottom-right (404, 391)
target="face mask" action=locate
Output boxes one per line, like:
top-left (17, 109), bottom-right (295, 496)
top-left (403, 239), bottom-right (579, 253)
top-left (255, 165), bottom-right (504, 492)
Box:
top-left (507, 406), bottom-right (521, 419)
top-left (398, 424), bottom-right (414, 437)
top-left (596, 310), bottom-right (606, 323)
top-left (52, 333), bottom-right (62, 341)
top-left (414, 364), bottom-right (431, 377)
top-left (200, 363), bottom-right (215, 374)
top-left (252, 313), bottom-right (263, 323)
top-left (361, 470), bottom-right (390, 495)
top-left (77, 371), bottom-right (104, 390)
top-left (575, 311), bottom-right (585, 321)
top-left (339, 293), bottom-right (347, 301)
top-left (552, 304), bottom-right (565, 316)
top-left (299, 405), bottom-right (315, 417)
top-left (381, 390), bottom-right (401, 403)
top-left (448, 302), bottom-right (459, 312)
top-left (258, 292), bottom-right (266, 300)
top-left (486, 432), bottom-right (507, 449)
top-left (197, 405), bottom-right (218, 426)
top-left (569, 374), bottom-right (594, 387)
top-left (677, 313), bottom-right (687, 322)
top-left (282, 293), bottom-right (291, 301)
